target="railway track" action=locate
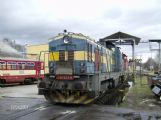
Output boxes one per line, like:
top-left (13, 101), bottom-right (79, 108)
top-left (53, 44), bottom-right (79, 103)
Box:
top-left (1, 96), bottom-right (161, 120)
top-left (1, 86), bottom-right (129, 120)
top-left (1, 102), bottom-right (51, 120)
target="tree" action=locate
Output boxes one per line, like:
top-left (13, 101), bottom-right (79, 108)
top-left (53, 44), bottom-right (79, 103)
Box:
top-left (143, 58), bottom-right (158, 71)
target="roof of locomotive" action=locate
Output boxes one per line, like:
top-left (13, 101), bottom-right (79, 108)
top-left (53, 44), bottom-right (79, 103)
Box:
top-left (48, 32), bottom-right (131, 57)
top-left (49, 32), bottom-right (95, 42)
top-left (48, 32), bottom-right (112, 51)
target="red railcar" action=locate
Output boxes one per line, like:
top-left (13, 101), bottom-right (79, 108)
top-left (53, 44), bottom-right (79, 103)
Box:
top-left (0, 59), bottom-right (44, 84)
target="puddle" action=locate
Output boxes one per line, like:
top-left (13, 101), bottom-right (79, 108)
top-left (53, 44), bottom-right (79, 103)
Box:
top-left (139, 96), bottom-right (161, 108)
top-left (117, 111), bottom-right (161, 120)
top-left (119, 112), bottom-right (141, 120)
top-left (140, 99), bottom-right (150, 104)
top-left (61, 110), bottom-right (76, 114)
top-left (148, 103), bottom-right (156, 107)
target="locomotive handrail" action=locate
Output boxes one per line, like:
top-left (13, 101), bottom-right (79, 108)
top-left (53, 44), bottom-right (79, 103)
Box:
top-left (39, 51), bottom-right (49, 61)
top-left (39, 51), bottom-right (49, 74)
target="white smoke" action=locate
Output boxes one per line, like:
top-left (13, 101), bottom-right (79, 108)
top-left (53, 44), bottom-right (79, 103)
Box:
top-left (0, 40), bottom-right (23, 58)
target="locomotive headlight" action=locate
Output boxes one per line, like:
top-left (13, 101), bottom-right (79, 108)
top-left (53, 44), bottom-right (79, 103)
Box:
top-left (63, 35), bottom-right (71, 44)
top-left (64, 38), bottom-right (69, 44)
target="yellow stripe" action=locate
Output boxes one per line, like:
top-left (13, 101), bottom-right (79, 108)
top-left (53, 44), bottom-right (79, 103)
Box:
top-left (56, 91), bottom-right (65, 103)
top-left (65, 51), bottom-right (68, 61)
top-left (83, 98), bottom-right (94, 104)
top-left (74, 51), bottom-right (86, 60)
top-left (74, 94), bottom-right (87, 104)
top-left (49, 51), bottom-right (112, 63)
top-left (49, 52), bottom-right (59, 61)
top-left (0, 70), bottom-right (36, 76)
top-left (49, 51), bottom-right (86, 61)
top-left (66, 95), bottom-right (75, 103)
top-left (102, 56), bottom-right (106, 64)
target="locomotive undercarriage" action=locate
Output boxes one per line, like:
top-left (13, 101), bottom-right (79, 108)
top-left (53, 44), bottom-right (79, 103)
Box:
top-left (38, 72), bottom-right (128, 104)
top-left (43, 90), bottom-right (95, 104)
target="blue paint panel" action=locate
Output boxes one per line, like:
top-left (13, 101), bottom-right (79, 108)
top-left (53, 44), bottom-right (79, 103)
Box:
top-left (49, 38), bottom-right (86, 51)
top-left (74, 61), bottom-right (94, 75)
top-left (101, 63), bottom-right (107, 73)
top-left (73, 61), bottom-right (82, 75)
top-left (114, 47), bottom-right (122, 72)
top-left (86, 62), bottom-right (94, 74)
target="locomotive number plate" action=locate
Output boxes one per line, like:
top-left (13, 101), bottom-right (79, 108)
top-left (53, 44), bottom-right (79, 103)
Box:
top-left (56, 75), bottom-right (74, 80)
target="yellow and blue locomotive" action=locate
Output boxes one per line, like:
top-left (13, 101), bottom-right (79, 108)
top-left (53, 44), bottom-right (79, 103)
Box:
top-left (38, 31), bottom-right (129, 104)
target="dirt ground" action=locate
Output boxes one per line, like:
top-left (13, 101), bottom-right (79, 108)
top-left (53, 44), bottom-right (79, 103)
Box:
top-left (120, 76), bottom-right (161, 111)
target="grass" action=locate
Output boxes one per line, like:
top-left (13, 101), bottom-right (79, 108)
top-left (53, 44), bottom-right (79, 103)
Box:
top-left (133, 76), bottom-right (152, 96)
top-left (119, 76), bottom-right (157, 110)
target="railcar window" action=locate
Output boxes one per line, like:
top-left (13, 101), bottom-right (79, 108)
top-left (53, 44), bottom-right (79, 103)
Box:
top-left (0, 62), bottom-right (6, 70)
top-left (26, 62), bottom-right (34, 70)
top-left (7, 62), bottom-right (17, 70)
top-left (12, 64), bottom-right (17, 70)
top-left (7, 64), bottom-right (11, 70)
top-left (18, 62), bottom-right (26, 70)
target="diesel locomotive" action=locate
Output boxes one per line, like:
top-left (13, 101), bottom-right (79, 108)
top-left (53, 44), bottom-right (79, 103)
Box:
top-left (38, 31), bottom-right (129, 104)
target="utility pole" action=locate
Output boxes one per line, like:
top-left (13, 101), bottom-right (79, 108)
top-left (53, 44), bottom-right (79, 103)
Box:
top-left (159, 42), bottom-right (161, 71)
top-left (132, 39), bottom-right (135, 83)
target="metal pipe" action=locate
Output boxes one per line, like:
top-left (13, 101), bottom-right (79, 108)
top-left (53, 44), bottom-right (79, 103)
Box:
top-left (132, 39), bottom-right (135, 83)
top-left (159, 42), bottom-right (161, 71)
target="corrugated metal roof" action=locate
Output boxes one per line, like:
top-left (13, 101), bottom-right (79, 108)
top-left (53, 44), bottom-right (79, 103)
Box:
top-left (99, 31), bottom-right (141, 45)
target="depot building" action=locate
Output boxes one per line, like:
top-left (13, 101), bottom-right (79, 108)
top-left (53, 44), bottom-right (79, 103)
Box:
top-left (26, 44), bottom-right (49, 74)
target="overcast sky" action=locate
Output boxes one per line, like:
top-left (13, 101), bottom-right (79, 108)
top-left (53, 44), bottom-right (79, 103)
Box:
top-left (0, 0), bottom-right (161, 62)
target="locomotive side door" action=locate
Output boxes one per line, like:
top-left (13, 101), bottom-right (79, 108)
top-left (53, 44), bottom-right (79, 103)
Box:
top-left (95, 48), bottom-right (100, 71)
